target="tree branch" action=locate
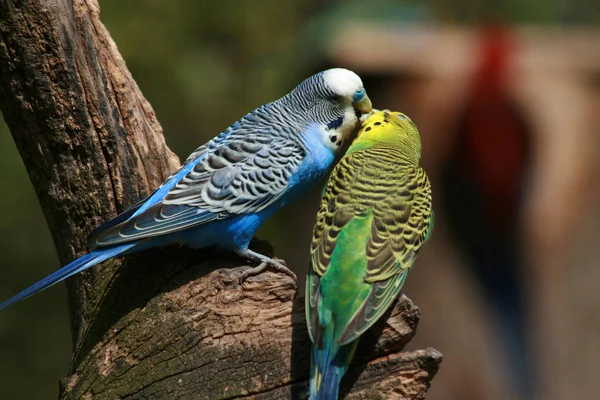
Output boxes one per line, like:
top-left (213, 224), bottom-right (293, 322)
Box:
top-left (0, 0), bottom-right (441, 398)
top-left (0, 0), bottom-right (181, 347)
top-left (60, 258), bottom-right (440, 399)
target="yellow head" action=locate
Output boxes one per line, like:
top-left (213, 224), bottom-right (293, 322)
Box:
top-left (350, 110), bottom-right (422, 163)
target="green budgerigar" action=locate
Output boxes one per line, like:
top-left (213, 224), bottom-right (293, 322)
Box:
top-left (306, 110), bottom-right (433, 399)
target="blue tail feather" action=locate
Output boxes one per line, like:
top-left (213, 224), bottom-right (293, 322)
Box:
top-left (319, 366), bottom-right (343, 400)
top-left (0, 243), bottom-right (136, 310)
top-left (1, 154), bottom-right (208, 311)
top-left (310, 335), bottom-right (359, 400)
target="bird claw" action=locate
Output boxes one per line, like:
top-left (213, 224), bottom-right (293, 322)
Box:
top-left (237, 258), bottom-right (297, 284)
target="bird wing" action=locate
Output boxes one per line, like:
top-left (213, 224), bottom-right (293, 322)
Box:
top-left (89, 127), bottom-right (306, 247)
top-left (307, 147), bottom-right (433, 347)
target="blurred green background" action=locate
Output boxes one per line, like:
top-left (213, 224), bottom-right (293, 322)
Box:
top-left (1, 0), bottom-right (600, 399)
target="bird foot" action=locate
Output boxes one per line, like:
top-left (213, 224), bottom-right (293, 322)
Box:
top-left (236, 249), bottom-right (297, 283)
top-left (238, 259), bottom-right (297, 283)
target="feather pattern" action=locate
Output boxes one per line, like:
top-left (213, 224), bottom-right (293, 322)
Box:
top-left (89, 70), bottom-right (365, 248)
top-left (307, 110), bottom-right (433, 399)
top-left (0, 68), bottom-right (371, 311)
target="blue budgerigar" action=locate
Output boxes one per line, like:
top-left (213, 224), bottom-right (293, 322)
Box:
top-left (0, 68), bottom-right (372, 311)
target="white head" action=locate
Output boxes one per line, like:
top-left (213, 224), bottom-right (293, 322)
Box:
top-left (316, 68), bottom-right (373, 152)
top-left (282, 68), bottom-right (372, 153)
top-left (322, 68), bottom-right (365, 99)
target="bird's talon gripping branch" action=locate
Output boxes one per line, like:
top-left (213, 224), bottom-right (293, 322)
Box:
top-left (238, 260), bottom-right (297, 284)
top-left (265, 259), bottom-right (296, 280)
top-left (273, 257), bottom-right (287, 265)
top-left (236, 249), bottom-right (297, 282)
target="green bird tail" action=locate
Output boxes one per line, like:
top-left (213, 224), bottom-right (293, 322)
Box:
top-left (310, 332), bottom-right (359, 400)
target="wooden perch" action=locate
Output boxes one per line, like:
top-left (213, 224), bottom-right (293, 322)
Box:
top-left (59, 257), bottom-right (440, 399)
top-left (0, 0), bottom-right (442, 399)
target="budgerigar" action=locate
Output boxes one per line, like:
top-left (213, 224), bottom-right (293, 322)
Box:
top-left (0, 68), bottom-right (372, 311)
top-left (306, 110), bottom-right (433, 399)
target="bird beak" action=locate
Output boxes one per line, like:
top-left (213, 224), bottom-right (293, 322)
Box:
top-left (353, 94), bottom-right (372, 114)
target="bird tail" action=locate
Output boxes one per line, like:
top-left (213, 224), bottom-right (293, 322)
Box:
top-left (310, 334), bottom-right (359, 400)
top-left (0, 243), bottom-right (136, 310)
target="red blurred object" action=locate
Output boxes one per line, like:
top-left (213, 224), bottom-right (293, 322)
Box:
top-left (461, 24), bottom-right (529, 232)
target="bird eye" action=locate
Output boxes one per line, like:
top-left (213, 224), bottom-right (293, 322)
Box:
top-left (329, 94), bottom-right (341, 103)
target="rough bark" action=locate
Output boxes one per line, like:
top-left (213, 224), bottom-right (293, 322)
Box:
top-left (0, 0), bottom-right (442, 398)
top-left (0, 0), bottom-right (180, 349)
top-left (59, 258), bottom-right (440, 399)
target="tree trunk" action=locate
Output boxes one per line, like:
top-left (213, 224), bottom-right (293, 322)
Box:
top-left (0, 0), bottom-right (442, 398)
